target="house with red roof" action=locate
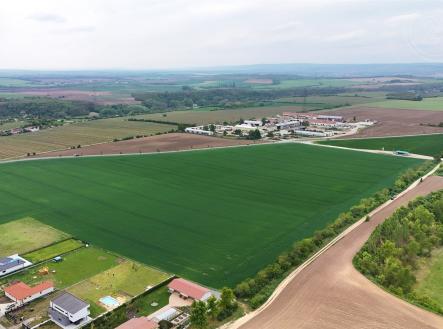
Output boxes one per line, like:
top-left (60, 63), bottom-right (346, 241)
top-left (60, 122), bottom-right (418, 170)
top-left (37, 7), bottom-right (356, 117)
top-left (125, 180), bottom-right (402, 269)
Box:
top-left (168, 278), bottom-right (218, 302)
top-left (115, 317), bottom-right (158, 329)
top-left (4, 281), bottom-right (54, 307)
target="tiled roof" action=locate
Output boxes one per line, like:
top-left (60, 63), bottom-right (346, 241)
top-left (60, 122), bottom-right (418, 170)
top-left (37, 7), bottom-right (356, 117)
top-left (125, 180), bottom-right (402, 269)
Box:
top-left (116, 317), bottom-right (158, 329)
top-left (168, 278), bottom-right (210, 300)
top-left (4, 281), bottom-right (53, 301)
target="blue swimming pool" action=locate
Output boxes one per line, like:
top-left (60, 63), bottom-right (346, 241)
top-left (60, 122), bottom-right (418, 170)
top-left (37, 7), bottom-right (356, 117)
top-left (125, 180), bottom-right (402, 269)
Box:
top-left (99, 296), bottom-right (120, 308)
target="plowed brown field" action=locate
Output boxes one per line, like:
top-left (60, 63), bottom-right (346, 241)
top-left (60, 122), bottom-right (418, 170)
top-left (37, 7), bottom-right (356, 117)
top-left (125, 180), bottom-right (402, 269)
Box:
top-left (235, 176), bottom-right (443, 329)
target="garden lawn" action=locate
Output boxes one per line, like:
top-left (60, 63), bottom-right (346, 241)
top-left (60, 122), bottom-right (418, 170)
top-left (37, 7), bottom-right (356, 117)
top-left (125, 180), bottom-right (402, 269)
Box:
top-left (0, 217), bottom-right (70, 258)
top-left (67, 261), bottom-right (170, 316)
top-left (0, 143), bottom-right (422, 287)
top-left (0, 247), bottom-right (120, 288)
top-left (22, 238), bottom-right (84, 263)
top-left (318, 134), bottom-right (443, 157)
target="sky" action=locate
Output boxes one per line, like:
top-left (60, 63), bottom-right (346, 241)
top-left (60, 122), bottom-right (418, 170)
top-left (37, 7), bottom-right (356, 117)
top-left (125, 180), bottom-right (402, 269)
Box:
top-left (0, 0), bottom-right (442, 70)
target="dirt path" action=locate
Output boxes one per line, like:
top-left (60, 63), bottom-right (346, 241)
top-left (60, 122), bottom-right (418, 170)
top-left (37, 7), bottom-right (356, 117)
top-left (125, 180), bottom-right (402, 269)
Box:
top-left (228, 175), bottom-right (443, 329)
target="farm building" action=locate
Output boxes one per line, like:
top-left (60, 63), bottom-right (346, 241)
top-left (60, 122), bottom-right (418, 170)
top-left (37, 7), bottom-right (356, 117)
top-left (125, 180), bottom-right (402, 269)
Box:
top-left (184, 126), bottom-right (214, 136)
top-left (295, 130), bottom-right (330, 137)
top-left (167, 278), bottom-right (219, 302)
top-left (4, 280), bottom-right (54, 307)
top-left (276, 120), bottom-right (300, 130)
top-left (0, 255), bottom-right (31, 277)
top-left (116, 317), bottom-right (158, 329)
top-left (244, 120), bottom-right (263, 127)
top-left (317, 115), bottom-right (344, 122)
top-left (49, 292), bottom-right (91, 329)
top-left (308, 119), bottom-right (337, 128)
top-left (234, 124), bottom-right (260, 132)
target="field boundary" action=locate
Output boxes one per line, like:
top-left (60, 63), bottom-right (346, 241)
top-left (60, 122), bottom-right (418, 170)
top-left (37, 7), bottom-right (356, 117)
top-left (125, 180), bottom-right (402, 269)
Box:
top-left (221, 161), bottom-right (441, 329)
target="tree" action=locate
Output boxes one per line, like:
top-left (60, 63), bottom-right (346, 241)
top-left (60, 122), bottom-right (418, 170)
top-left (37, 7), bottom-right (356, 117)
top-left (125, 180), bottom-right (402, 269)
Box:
top-left (190, 301), bottom-right (208, 329)
top-left (247, 129), bottom-right (261, 140)
top-left (206, 295), bottom-right (219, 319)
top-left (209, 124), bottom-right (216, 132)
top-left (219, 287), bottom-right (236, 310)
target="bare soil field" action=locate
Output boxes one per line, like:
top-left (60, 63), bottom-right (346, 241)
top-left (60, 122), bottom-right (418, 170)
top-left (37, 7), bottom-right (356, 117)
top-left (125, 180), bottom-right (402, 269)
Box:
top-left (324, 107), bottom-right (443, 137)
top-left (32, 133), bottom-right (260, 158)
top-left (236, 175), bottom-right (443, 329)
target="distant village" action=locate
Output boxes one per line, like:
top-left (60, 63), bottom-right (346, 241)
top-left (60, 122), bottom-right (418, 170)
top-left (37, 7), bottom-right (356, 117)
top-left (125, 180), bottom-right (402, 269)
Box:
top-left (185, 112), bottom-right (376, 139)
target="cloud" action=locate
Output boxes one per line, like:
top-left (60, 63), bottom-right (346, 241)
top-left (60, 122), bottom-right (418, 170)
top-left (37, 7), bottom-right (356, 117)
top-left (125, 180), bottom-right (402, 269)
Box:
top-left (27, 13), bottom-right (66, 23)
top-left (57, 26), bottom-right (96, 33)
top-left (325, 30), bottom-right (366, 42)
top-left (386, 13), bottom-right (420, 25)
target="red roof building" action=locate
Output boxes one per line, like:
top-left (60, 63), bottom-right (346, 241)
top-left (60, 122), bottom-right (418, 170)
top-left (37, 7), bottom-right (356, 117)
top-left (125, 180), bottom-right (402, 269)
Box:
top-left (4, 281), bottom-right (54, 306)
top-left (116, 317), bottom-right (158, 329)
top-left (168, 278), bottom-right (213, 301)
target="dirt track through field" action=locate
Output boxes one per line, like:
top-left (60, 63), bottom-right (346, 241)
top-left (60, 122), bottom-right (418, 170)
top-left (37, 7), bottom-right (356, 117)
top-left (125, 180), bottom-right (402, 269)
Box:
top-left (235, 175), bottom-right (443, 329)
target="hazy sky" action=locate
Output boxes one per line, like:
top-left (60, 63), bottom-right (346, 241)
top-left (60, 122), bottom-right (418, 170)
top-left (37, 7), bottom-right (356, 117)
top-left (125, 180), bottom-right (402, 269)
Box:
top-left (0, 0), bottom-right (442, 70)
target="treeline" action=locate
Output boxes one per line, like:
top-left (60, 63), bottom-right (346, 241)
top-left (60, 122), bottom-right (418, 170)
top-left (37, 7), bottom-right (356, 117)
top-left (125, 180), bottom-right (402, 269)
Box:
top-left (386, 92), bottom-right (423, 101)
top-left (0, 97), bottom-right (95, 119)
top-left (234, 161), bottom-right (436, 309)
top-left (354, 189), bottom-right (443, 314)
top-left (127, 118), bottom-right (194, 131)
top-left (132, 87), bottom-right (346, 112)
top-left (190, 288), bottom-right (238, 329)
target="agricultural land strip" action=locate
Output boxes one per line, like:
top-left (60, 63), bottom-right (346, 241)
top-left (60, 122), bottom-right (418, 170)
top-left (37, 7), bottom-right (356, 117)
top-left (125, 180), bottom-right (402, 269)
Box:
top-left (318, 134), bottom-right (443, 157)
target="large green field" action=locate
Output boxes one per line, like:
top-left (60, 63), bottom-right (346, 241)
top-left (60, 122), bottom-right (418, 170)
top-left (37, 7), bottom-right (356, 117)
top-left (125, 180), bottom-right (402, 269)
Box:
top-left (318, 134), bottom-right (443, 157)
top-left (368, 97), bottom-right (443, 111)
top-left (0, 144), bottom-right (421, 287)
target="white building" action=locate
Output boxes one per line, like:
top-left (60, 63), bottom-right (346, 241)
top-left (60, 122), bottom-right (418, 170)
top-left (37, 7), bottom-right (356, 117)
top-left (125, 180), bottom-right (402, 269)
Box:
top-left (49, 292), bottom-right (91, 329)
top-left (4, 281), bottom-right (54, 308)
top-left (275, 120), bottom-right (300, 130)
top-left (234, 124), bottom-right (259, 132)
top-left (243, 120), bottom-right (263, 127)
top-left (0, 255), bottom-right (32, 277)
top-left (295, 130), bottom-right (331, 137)
top-left (184, 126), bottom-right (214, 136)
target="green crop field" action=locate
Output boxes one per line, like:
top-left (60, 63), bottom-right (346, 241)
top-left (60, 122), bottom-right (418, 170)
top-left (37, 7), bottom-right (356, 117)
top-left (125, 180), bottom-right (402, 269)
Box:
top-left (368, 97), bottom-right (443, 111)
top-left (0, 117), bottom-right (176, 159)
top-left (318, 134), bottom-right (443, 157)
top-left (0, 144), bottom-right (422, 287)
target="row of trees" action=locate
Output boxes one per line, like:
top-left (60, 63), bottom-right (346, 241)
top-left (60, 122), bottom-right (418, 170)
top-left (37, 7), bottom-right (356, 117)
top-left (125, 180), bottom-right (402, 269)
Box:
top-left (233, 161), bottom-right (436, 309)
top-left (354, 190), bottom-right (443, 314)
top-left (190, 288), bottom-right (238, 329)
top-left (0, 97), bottom-right (95, 119)
top-left (132, 87), bottom-right (346, 112)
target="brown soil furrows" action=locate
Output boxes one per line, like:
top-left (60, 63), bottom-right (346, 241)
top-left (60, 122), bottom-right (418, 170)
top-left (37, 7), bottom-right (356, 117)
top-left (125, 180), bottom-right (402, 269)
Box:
top-left (324, 107), bottom-right (443, 138)
top-left (32, 133), bottom-right (260, 158)
top-left (238, 176), bottom-right (443, 329)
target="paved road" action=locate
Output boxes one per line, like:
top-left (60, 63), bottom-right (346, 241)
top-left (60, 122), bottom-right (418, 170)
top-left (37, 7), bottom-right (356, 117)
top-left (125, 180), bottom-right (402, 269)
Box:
top-left (233, 176), bottom-right (443, 329)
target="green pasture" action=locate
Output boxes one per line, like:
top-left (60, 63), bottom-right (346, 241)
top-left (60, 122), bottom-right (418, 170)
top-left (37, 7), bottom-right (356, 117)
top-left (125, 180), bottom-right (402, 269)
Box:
top-left (1, 247), bottom-right (120, 288)
top-left (368, 97), bottom-right (443, 111)
top-left (0, 143), bottom-right (421, 287)
top-left (22, 238), bottom-right (84, 263)
top-left (318, 134), bottom-right (443, 157)
top-left (0, 217), bottom-right (70, 258)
